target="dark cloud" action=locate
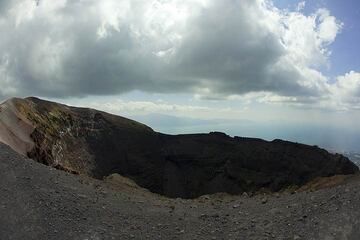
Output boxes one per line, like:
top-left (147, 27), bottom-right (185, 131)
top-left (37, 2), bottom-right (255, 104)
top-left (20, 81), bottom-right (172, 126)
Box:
top-left (0, 0), bottom-right (342, 100)
top-left (0, 0), bottom-right (11, 14)
top-left (172, 1), bottom-right (306, 96)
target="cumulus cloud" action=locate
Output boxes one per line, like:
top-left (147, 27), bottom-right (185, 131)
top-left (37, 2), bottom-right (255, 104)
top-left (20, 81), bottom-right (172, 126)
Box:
top-left (0, 0), bottom-right (356, 110)
top-left (328, 71), bottom-right (360, 110)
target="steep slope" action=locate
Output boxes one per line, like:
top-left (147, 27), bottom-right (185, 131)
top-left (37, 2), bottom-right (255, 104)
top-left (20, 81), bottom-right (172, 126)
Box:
top-left (0, 97), bottom-right (358, 198)
top-left (0, 98), bottom-right (34, 155)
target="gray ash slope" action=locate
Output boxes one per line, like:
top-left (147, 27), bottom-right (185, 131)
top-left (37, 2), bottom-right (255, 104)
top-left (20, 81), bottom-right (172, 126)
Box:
top-left (0, 97), bottom-right (358, 199)
top-left (1, 143), bottom-right (360, 240)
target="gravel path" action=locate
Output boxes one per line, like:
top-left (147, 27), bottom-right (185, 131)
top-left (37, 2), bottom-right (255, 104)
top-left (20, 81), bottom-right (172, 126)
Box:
top-left (1, 143), bottom-right (359, 240)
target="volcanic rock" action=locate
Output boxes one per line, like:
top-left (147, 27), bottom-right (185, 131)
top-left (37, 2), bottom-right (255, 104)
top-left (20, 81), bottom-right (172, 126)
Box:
top-left (0, 97), bottom-right (358, 198)
top-left (1, 142), bottom-right (360, 240)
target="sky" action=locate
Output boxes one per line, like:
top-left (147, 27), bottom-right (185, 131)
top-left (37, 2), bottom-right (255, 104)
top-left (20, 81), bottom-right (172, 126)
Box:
top-left (0, 0), bottom-right (359, 151)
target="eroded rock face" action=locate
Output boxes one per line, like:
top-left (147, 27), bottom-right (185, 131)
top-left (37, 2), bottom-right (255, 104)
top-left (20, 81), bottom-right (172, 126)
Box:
top-left (0, 97), bottom-right (358, 198)
top-left (0, 98), bottom-right (35, 155)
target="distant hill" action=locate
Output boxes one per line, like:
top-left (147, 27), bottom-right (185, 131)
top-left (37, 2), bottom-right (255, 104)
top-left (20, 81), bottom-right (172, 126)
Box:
top-left (0, 97), bottom-right (358, 198)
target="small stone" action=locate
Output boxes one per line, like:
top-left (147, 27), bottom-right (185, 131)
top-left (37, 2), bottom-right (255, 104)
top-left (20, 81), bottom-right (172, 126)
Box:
top-left (261, 197), bottom-right (268, 204)
top-left (199, 214), bottom-right (207, 219)
top-left (232, 204), bottom-right (240, 209)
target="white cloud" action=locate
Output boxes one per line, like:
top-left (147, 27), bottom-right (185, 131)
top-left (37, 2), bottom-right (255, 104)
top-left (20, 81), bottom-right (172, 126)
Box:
top-left (317, 9), bottom-right (343, 43)
top-left (329, 71), bottom-right (360, 110)
top-left (296, 1), bottom-right (306, 11)
top-left (0, 0), bottom-right (357, 111)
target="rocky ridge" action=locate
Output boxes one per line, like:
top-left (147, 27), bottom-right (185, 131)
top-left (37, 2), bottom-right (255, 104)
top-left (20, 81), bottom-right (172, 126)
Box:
top-left (0, 97), bottom-right (358, 198)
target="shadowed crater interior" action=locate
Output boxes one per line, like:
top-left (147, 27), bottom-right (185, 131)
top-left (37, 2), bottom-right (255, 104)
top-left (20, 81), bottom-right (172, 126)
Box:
top-left (0, 97), bottom-right (358, 199)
